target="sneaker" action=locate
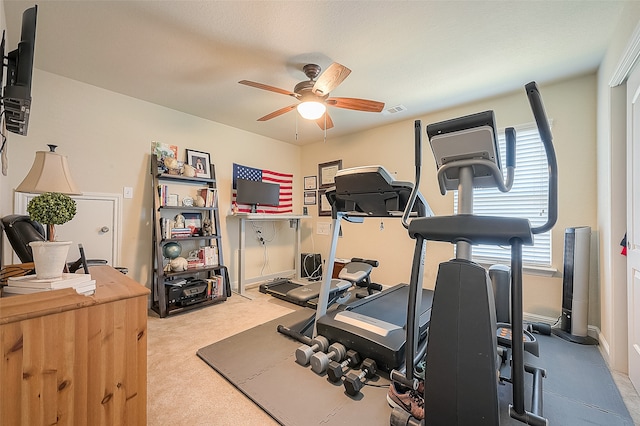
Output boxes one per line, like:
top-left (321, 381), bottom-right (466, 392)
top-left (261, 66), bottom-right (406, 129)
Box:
top-left (387, 381), bottom-right (425, 420)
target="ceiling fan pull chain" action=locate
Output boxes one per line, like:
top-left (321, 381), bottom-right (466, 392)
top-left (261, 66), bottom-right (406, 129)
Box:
top-left (324, 113), bottom-right (327, 143)
top-left (295, 112), bottom-right (299, 141)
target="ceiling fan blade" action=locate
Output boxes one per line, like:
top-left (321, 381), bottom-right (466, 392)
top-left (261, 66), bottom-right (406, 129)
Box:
top-left (312, 63), bottom-right (351, 96)
top-left (326, 97), bottom-right (385, 112)
top-left (257, 104), bottom-right (297, 121)
top-left (316, 113), bottom-right (334, 130)
top-left (239, 80), bottom-right (298, 97)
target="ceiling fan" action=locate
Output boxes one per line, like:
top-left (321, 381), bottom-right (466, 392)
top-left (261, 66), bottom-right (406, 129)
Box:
top-left (239, 63), bottom-right (385, 130)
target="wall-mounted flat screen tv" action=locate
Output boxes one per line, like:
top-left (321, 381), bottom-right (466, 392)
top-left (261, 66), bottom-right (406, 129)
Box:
top-left (2, 5), bottom-right (38, 136)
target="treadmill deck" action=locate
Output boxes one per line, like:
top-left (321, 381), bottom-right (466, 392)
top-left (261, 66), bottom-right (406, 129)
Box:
top-left (316, 284), bottom-right (433, 371)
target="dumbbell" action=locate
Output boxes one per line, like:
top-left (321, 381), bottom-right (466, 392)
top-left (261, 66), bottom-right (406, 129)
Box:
top-left (344, 358), bottom-right (377, 396)
top-left (295, 335), bottom-right (329, 366)
top-left (327, 349), bottom-right (361, 382)
top-left (310, 342), bottom-right (346, 374)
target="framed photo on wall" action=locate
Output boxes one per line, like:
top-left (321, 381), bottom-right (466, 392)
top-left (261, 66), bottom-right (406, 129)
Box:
top-left (304, 175), bottom-right (317, 190)
top-left (304, 191), bottom-right (317, 205)
top-left (318, 189), bottom-right (331, 216)
top-left (186, 149), bottom-right (211, 179)
top-left (318, 160), bottom-right (342, 188)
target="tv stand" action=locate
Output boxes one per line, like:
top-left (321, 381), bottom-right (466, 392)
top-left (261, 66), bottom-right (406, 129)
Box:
top-left (230, 213), bottom-right (309, 295)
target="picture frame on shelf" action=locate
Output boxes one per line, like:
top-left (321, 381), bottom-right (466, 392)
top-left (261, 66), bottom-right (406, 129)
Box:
top-left (318, 160), bottom-right (342, 188)
top-left (318, 189), bottom-right (331, 216)
top-left (152, 141), bottom-right (178, 160)
top-left (167, 194), bottom-right (179, 206)
top-left (152, 142), bottom-right (179, 174)
top-left (304, 175), bottom-right (317, 190)
top-left (186, 149), bottom-right (212, 179)
top-left (304, 191), bottom-right (317, 205)
top-left (183, 212), bottom-right (202, 235)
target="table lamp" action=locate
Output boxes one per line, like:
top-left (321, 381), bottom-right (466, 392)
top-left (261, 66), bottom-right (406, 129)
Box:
top-left (16, 144), bottom-right (81, 195)
top-left (15, 145), bottom-right (80, 279)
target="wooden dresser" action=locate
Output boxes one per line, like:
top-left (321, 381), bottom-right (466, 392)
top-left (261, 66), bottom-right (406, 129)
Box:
top-left (0, 265), bottom-right (149, 425)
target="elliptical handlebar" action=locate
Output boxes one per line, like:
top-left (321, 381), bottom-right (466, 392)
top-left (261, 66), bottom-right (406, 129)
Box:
top-left (402, 82), bottom-right (556, 234)
top-left (502, 127), bottom-right (516, 192)
top-left (525, 81), bottom-right (558, 235)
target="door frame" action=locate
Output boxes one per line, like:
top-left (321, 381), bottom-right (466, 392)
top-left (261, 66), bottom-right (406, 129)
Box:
top-left (609, 21), bottom-right (640, 374)
top-left (13, 192), bottom-right (122, 266)
top-left (626, 63), bottom-right (640, 391)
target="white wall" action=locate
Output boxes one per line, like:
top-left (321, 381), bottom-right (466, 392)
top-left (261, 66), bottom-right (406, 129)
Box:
top-left (0, 69), bottom-right (303, 289)
top-left (300, 74), bottom-right (598, 323)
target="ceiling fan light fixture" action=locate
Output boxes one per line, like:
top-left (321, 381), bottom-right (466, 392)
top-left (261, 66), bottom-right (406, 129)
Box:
top-left (297, 101), bottom-right (326, 120)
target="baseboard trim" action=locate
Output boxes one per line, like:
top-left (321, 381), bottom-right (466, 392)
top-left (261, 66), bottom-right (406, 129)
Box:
top-left (242, 269), bottom-right (296, 289)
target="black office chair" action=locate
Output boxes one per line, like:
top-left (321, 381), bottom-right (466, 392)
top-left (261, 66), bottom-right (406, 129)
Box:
top-left (0, 215), bottom-right (122, 275)
top-left (1, 214), bottom-right (46, 263)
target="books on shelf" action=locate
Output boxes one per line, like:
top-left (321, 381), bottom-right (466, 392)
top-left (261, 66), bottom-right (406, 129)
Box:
top-left (5, 273), bottom-right (96, 296)
top-left (206, 273), bottom-right (226, 299)
top-left (187, 259), bottom-right (205, 269)
top-left (198, 188), bottom-right (217, 208)
top-left (198, 245), bottom-right (219, 266)
top-left (157, 184), bottom-right (168, 206)
top-left (170, 227), bottom-right (192, 238)
top-left (216, 274), bottom-right (226, 298)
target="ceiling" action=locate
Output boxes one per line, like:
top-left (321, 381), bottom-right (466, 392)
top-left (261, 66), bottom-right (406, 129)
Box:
top-left (3, 1), bottom-right (629, 145)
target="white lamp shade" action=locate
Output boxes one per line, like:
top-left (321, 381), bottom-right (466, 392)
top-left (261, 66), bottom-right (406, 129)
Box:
top-left (16, 149), bottom-right (81, 195)
top-left (297, 101), bottom-right (326, 120)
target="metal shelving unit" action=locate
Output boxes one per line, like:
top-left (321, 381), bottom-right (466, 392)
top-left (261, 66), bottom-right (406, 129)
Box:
top-left (150, 154), bottom-right (230, 317)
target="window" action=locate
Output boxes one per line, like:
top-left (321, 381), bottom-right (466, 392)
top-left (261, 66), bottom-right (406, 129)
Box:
top-left (454, 122), bottom-right (552, 267)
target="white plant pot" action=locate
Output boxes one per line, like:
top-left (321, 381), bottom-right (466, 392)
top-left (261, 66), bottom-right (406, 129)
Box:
top-left (29, 241), bottom-right (72, 279)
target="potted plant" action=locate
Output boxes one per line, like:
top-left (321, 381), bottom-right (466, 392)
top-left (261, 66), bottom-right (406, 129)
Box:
top-left (27, 192), bottom-right (77, 241)
top-left (26, 192), bottom-right (77, 279)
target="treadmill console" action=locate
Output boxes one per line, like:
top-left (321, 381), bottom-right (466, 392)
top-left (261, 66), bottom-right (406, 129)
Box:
top-left (324, 165), bottom-right (431, 218)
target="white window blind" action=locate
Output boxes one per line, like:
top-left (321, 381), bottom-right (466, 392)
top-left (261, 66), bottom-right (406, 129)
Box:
top-left (454, 122), bottom-right (552, 267)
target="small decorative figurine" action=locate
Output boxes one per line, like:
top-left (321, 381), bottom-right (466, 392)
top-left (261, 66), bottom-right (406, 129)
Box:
top-left (174, 214), bottom-right (185, 228)
top-left (202, 217), bottom-right (212, 236)
top-left (169, 256), bottom-right (188, 271)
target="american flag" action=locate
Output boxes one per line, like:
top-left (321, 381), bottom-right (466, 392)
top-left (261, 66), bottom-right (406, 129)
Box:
top-left (232, 163), bottom-right (293, 214)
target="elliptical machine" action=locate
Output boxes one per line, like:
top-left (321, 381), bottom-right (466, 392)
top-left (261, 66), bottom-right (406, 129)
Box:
top-left (390, 82), bottom-right (557, 426)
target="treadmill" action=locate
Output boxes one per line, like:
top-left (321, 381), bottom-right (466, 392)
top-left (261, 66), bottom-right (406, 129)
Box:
top-left (313, 165), bottom-right (434, 372)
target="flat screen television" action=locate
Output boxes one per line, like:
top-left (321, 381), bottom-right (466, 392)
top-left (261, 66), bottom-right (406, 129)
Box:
top-left (236, 178), bottom-right (280, 213)
top-left (2, 5), bottom-right (38, 136)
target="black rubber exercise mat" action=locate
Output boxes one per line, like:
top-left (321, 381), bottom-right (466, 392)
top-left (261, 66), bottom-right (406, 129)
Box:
top-left (197, 309), bottom-right (633, 425)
